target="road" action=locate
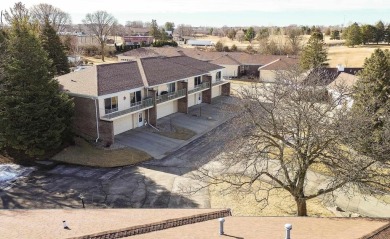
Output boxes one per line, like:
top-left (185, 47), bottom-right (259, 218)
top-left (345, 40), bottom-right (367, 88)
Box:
top-left (0, 119), bottom-right (234, 210)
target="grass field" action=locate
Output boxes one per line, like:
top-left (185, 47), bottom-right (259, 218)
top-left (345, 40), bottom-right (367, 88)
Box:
top-left (326, 45), bottom-right (390, 67)
top-left (52, 137), bottom-right (151, 167)
top-left (194, 35), bottom-right (390, 67)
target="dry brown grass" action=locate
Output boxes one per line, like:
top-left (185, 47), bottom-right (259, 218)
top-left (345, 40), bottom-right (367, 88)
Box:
top-left (154, 125), bottom-right (196, 140)
top-left (52, 138), bottom-right (151, 167)
top-left (0, 154), bottom-right (14, 164)
top-left (82, 56), bottom-right (118, 65)
top-left (210, 181), bottom-right (335, 217)
top-left (326, 45), bottom-right (390, 67)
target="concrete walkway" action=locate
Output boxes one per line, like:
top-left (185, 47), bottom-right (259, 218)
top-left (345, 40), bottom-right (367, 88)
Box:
top-left (114, 96), bottom-right (238, 159)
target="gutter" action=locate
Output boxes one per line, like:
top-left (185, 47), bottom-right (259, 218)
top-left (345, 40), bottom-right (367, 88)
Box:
top-left (94, 98), bottom-right (100, 142)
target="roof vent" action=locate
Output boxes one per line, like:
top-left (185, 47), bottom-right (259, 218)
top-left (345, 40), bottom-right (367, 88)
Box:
top-left (285, 223), bottom-right (292, 239)
top-left (337, 64), bottom-right (345, 72)
top-left (219, 218), bottom-right (225, 235)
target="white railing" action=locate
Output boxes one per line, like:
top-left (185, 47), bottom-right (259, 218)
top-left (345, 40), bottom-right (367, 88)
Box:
top-left (102, 98), bottom-right (154, 120)
top-left (156, 88), bottom-right (187, 104)
top-left (188, 82), bottom-right (210, 94)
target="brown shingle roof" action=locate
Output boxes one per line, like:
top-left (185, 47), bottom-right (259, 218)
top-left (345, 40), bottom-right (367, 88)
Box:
top-left (210, 54), bottom-right (241, 65)
top-left (122, 48), bottom-right (160, 58)
top-left (133, 217), bottom-right (390, 239)
top-left (97, 61), bottom-right (144, 96)
top-left (166, 56), bottom-right (224, 72)
top-left (56, 66), bottom-right (98, 96)
top-left (362, 222), bottom-right (390, 239)
top-left (258, 57), bottom-right (299, 70)
top-left (328, 72), bottom-right (359, 89)
top-left (1, 209), bottom-right (388, 239)
top-left (140, 57), bottom-right (206, 86)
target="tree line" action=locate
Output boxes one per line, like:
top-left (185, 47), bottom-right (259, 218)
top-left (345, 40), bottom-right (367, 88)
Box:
top-left (343, 21), bottom-right (390, 47)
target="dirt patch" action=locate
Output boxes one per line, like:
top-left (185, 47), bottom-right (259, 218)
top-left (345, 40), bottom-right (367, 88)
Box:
top-left (210, 181), bottom-right (334, 217)
top-left (52, 138), bottom-right (151, 167)
top-left (0, 154), bottom-right (13, 164)
top-left (153, 125), bottom-right (196, 140)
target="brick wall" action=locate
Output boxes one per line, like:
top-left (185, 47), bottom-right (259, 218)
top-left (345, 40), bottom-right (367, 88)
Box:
top-left (69, 209), bottom-right (231, 239)
top-left (146, 89), bottom-right (157, 127)
top-left (202, 75), bottom-right (212, 104)
top-left (221, 83), bottom-right (231, 96)
top-left (72, 96), bottom-right (114, 145)
top-left (177, 81), bottom-right (188, 114)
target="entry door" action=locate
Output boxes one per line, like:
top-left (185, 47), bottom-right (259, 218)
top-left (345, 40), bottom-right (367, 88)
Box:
top-left (197, 93), bottom-right (202, 104)
top-left (138, 112), bottom-right (143, 127)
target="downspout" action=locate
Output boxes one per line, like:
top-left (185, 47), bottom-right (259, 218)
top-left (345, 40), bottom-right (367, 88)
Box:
top-left (94, 98), bottom-right (100, 142)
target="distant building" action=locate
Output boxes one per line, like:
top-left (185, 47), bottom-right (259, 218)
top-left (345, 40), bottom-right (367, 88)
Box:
top-left (187, 40), bottom-right (214, 46)
top-left (124, 36), bottom-right (154, 46)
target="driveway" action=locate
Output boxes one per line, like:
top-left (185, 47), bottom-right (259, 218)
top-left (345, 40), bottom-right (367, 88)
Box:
top-left (114, 96), bottom-right (238, 159)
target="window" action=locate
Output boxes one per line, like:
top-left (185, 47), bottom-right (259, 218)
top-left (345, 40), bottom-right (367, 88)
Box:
top-left (130, 90), bottom-right (142, 105)
top-left (194, 76), bottom-right (202, 86)
top-left (216, 71), bottom-right (221, 81)
top-left (104, 96), bottom-right (118, 114)
top-left (167, 82), bottom-right (176, 93)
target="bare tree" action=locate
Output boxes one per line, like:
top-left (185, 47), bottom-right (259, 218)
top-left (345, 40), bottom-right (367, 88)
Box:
top-left (176, 24), bottom-right (193, 37)
top-left (3, 2), bottom-right (30, 26)
top-left (82, 11), bottom-right (117, 62)
top-left (189, 69), bottom-right (389, 216)
top-left (285, 27), bottom-right (303, 55)
top-left (30, 3), bottom-right (71, 32)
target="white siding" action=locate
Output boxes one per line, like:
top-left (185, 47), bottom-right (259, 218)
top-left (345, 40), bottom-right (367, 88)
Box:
top-left (98, 88), bottom-right (144, 117)
top-left (113, 114), bottom-right (133, 135)
top-left (187, 77), bottom-right (195, 91)
top-left (259, 70), bottom-right (276, 82)
top-left (157, 101), bottom-right (178, 119)
top-left (222, 65), bottom-right (239, 77)
top-left (188, 94), bottom-right (196, 107)
top-left (212, 86), bottom-right (221, 98)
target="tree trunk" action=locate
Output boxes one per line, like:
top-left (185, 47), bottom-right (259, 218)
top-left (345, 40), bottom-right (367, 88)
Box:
top-left (296, 198), bottom-right (308, 216)
top-left (101, 43), bottom-right (105, 62)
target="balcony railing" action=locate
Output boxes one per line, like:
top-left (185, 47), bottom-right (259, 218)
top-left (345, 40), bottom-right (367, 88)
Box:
top-left (212, 79), bottom-right (229, 86)
top-left (101, 98), bottom-right (154, 120)
top-left (188, 82), bottom-right (210, 94)
top-left (156, 88), bottom-right (187, 104)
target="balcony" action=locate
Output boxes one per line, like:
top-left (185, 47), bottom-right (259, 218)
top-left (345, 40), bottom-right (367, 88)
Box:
top-left (156, 88), bottom-right (187, 104)
top-left (188, 82), bottom-right (210, 94)
top-left (101, 98), bottom-right (154, 120)
top-left (212, 79), bottom-right (229, 87)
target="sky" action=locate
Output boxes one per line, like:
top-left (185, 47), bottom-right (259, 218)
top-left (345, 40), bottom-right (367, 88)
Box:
top-left (1, 0), bottom-right (389, 27)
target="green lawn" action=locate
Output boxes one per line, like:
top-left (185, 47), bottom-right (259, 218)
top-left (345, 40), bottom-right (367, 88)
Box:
top-left (52, 138), bottom-right (152, 167)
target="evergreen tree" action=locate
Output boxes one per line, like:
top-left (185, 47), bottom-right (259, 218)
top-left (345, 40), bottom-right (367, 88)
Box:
top-left (215, 41), bottom-right (223, 52)
top-left (330, 30), bottom-right (340, 40)
top-left (300, 33), bottom-right (328, 70)
top-left (374, 20), bottom-right (385, 44)
top-left (245, 27), bottom-right (255, 42)
top-left (385, 24), bottom-right (390, 44)
top-left (0, 5), bottom-right (73, 157)
top-left (230, 44), bottom-right (237, 51)
top-left (352, 49), bottom-right (390, 158)
top-left (344, 23), bottom-right (362, 47)
top-left (40, 18), bottom-right (70, 75)
top-left (361, 24), bottom-right (376, 44)
top-left (150, 19), bottom-right (161, 40)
